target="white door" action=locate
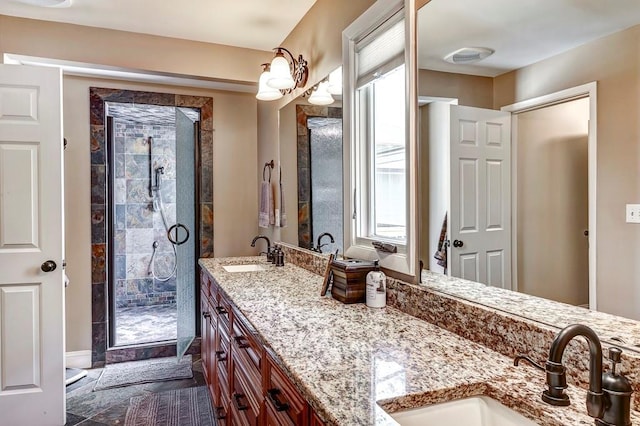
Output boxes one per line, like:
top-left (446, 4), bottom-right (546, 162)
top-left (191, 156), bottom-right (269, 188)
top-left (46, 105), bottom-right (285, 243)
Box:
top-left (0, 65), bottom-right (65, 425)
top-left (450, 105), bottom-right (511, 288)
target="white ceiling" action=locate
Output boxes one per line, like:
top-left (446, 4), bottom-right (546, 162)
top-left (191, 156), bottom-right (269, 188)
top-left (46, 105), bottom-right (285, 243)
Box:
top-left (418, 0), bottom-right (640, 77)
top-left (0, 0), bottom-right (317, 51)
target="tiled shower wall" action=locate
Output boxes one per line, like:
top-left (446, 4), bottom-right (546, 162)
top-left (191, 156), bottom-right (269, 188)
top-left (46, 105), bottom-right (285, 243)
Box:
top-left (113, 121), bottom-right (177, 308)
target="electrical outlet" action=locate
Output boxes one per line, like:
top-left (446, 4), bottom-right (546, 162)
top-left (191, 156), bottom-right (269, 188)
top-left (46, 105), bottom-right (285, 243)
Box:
top-left (626, 204), bottom-right (640, 223)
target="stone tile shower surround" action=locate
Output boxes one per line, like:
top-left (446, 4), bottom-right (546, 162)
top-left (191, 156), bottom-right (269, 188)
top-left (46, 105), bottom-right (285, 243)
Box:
top-left (114, 121), bottom-right (177, 308)
top-left (279, 243), bottom-right (640, 412)
top-left (90, 88), bottom-right (213, 367)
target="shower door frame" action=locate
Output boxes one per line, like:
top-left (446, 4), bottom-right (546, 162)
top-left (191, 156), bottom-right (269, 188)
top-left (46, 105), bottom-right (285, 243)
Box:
top-left (90, 88), bottom-right (213, 367)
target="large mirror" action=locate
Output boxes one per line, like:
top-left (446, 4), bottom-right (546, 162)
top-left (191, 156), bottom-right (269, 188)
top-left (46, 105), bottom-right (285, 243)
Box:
top-left (278, 76), bottom-right (344, 256)
top-left (417, 0), bottom-right (640, 327)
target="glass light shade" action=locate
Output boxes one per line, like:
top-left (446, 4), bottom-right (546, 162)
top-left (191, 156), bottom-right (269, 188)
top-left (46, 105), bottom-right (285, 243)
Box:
top-left (308, 81), bottom-right (334, 106)
top-left (267, 54), bottom-right (295, 90)
top-left (256, 70), bottom-right (283, 101)
top-left (327, 67), bottom-right (342, 95)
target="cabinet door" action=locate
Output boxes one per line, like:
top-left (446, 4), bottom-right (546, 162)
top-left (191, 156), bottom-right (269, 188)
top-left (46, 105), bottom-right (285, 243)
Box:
top-left (265, 355), bottom-right (308, 426)
top-left (231, 363), bottom-right (261, 426)
top-left (265, 398), bottom-right (294, 426)
top-left (200, 295), bottom-right (211, 383)
top-left (311, 411), bottom-right (326, 426)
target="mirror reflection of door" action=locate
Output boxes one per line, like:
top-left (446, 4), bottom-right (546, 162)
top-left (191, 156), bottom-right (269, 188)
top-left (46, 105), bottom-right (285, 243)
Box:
top-left (515, 98), bottom-right (589, 306)
top-left (425, 98), bottom-right (589, 304)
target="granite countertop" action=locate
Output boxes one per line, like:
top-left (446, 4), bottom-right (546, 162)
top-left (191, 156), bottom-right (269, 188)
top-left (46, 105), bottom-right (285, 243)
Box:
top-left (420, 270), bottom-right (640, 352)
top-left (200, 256), bottom-right (639, 426)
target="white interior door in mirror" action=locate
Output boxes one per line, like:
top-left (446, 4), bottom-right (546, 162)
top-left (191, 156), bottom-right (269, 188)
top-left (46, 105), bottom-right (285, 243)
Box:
top-left (0, 64), bottom-right (65, 425)
top-left (450, 105), bottom-right (511, 288)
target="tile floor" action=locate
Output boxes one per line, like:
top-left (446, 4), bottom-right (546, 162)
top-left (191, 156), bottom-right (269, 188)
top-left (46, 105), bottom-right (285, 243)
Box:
top-left (114, 304), bottom-right (177, 346)
top-left (65, 356), bottom-right (205, 425)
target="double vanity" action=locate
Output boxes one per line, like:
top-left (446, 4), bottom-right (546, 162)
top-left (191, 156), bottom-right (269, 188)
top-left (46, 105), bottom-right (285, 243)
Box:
top-left (199, 245), bottom-right (640, 425)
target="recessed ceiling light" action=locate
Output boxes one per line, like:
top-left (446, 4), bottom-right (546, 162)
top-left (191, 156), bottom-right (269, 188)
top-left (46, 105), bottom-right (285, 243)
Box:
top-left (444, 47), bottom-right (494, 64)
top-left (12, 0), bottom-right (72, 7)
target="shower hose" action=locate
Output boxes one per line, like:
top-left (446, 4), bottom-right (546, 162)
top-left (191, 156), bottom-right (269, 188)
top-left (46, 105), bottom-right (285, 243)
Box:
top-left (149, 188), bottom-right (178, 282)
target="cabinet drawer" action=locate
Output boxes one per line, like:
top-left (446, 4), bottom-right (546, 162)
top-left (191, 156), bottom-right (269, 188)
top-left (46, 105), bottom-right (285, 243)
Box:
top-left (232, 313), bottom-right (262, 378)
top-left (216, 293), bottom-right (232, 329)
top-left (231, 363), bottom-right (261, 426)
top-left (216, 320), bottom-right (231, 378)
top-left (213, 376), bottom-right (231, 426)
top-left (266, 356), bottom-right (308, 426)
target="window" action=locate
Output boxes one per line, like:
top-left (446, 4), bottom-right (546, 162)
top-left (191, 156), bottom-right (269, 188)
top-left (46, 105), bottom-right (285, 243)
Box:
top-left (343, 0), bottom-right (417, 278)
top-left (357, 64), bottom-right (406, 243)
top-left (354, 12), bottom-right (406, 246)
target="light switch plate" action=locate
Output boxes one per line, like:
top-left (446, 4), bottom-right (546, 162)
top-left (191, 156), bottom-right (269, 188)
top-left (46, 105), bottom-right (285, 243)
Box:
top-left (626, 204), bottom-right (640, 223)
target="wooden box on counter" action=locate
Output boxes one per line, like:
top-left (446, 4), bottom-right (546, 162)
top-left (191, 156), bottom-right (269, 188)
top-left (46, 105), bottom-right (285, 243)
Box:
top-left (330, 259), bottom-right (376, 304)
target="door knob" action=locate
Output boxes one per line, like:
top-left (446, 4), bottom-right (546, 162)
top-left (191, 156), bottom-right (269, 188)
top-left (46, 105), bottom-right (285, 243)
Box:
top-left (41, 260), bottom-right (57, 272)
top-left (453, 239), bottom-right (464, 248)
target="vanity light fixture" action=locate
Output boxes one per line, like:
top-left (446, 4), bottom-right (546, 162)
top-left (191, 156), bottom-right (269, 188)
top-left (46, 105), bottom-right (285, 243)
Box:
top-left (443, 47), bottom-right (494, 64)
top-left (327, 67), bottom-right (343, 96)
top-left (307, 81), bottom-right (334, 105)
top-left (256, 63), bottom-right (284, 101)
top-left (256, 47), bottom-right (309, 101)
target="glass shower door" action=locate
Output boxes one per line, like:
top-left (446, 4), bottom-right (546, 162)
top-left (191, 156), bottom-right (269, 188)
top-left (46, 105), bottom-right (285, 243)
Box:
top-left (175, 108), bottom-right (197, 359)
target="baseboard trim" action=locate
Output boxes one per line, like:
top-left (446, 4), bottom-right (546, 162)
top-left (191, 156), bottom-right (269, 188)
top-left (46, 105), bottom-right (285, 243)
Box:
top-left (66, 350), bottom-right (92, 369)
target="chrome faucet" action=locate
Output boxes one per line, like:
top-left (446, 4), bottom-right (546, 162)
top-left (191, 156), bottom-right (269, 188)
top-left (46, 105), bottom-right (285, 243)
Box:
top-left (541, 324), bottom-right (632, 426)
top-left (251, 235), bottom-right (272, 261)
top-left (313, 232), bottom-right (335, 253)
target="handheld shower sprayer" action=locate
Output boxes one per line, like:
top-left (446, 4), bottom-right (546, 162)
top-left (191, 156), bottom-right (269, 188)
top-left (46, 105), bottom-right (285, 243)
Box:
top-left (154, 166), bottom-right (165, 191)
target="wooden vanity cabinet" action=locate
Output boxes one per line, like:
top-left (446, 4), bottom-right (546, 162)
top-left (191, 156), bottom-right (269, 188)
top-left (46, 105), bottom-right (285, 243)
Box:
top-left (201, 270), bottom-right (325, 426)
top-left (264, 353), bottom-right (308, 425)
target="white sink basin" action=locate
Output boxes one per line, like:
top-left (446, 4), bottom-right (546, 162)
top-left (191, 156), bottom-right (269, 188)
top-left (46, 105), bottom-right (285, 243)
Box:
top-left (390, 396), bottom-right (537, 426)
top-left (222, 264), bottom-right (269, 273)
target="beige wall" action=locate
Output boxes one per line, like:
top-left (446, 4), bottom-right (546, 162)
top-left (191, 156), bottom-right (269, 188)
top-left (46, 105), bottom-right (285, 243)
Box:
top-left (516, 98), bottom-right (589, 306)
top-left (419, 69), bottom-right (493, 108)
top-left (256, 0), bottom-right (375, 245)
top-left (62, 76), bottom-right (258, 353)
top-left (278, 100), bottom-right (300, 246)
top-left (494, 25), bottom-right (640, 319)
top-left (0, 15), bottom-right (271, 83)
top-left (0, 16), bottom-right (262, 353)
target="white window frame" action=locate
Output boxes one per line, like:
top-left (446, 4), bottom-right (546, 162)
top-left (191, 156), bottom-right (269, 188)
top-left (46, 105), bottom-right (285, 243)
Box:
top-left (342, 0), bottom-right (418, 279)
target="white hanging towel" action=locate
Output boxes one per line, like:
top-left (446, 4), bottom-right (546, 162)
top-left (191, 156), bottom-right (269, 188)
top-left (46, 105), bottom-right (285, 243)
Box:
top-left (269, 182), bottom-right (276, 226)
top-left (279, 168), bottom-right (287, 227)
top-left (259, 180), bottom-right (271, 228)
top-left (279, 182), bottom-right (287, 227)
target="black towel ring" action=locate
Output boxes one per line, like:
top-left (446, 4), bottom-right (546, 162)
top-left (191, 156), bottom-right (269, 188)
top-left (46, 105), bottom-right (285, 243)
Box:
top-left (263, 160), bottom-right (274, 182)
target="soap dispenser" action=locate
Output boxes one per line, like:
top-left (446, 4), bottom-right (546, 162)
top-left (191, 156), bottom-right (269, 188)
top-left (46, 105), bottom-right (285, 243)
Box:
top-left (601, 347), bottom-right (633, 426)
top-left (366, 260), bottom-right (386, 308)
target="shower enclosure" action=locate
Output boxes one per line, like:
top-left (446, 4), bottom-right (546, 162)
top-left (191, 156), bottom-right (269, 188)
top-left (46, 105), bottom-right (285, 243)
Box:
top-left (106, 102), bottom-right (198, 353)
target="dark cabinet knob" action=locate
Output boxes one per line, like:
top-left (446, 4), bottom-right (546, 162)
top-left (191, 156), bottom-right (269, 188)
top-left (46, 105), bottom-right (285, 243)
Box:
top-left (453, 239), bottom-right (464, 248)
top-left (41, 260), bottom-right (57, 272)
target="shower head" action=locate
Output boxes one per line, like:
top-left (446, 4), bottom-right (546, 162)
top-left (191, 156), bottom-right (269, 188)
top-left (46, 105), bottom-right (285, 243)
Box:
top-left (156, 166), bottom-right (165, 175)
